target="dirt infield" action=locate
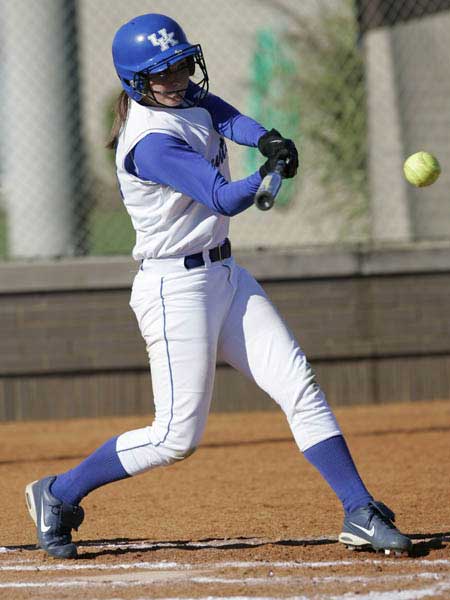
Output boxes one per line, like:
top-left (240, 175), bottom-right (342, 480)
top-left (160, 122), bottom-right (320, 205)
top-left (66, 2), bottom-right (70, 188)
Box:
top-left (1, 399), bottom-right (449, 599)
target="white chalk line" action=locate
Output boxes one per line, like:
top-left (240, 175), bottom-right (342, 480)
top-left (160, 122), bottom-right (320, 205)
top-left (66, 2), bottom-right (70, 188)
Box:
top-left (327, 582), bottom-right (450, 600)
top-left (1, 557), bottom-right (449, 572)
top-left (1, 540), bottom-right (449, 599)
top-left (0, 560), bottom-right (179, 572)
top-left (189, 573), bottom-right (449, 586)
top-left (0, 569), bottom-right (449, 589)
top-left (42, 588), bottom-right (450, 600)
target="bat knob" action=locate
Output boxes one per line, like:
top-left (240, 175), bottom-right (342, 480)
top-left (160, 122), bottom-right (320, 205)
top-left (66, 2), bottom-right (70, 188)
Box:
top-left (254, 190), bottom-right (274, 211)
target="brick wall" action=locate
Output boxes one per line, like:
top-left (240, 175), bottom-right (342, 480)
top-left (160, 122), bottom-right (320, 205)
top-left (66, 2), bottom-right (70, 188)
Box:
top-left (1, 244), bottom-right (449, 420)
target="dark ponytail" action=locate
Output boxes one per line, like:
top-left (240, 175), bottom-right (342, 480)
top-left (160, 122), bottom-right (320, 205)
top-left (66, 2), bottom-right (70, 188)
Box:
top-left (106, 91), bottom-right (130, 149)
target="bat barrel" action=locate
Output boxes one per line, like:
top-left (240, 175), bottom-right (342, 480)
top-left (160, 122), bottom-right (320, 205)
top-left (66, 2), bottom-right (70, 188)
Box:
top-left (254, 160), bottom-right (285, 211)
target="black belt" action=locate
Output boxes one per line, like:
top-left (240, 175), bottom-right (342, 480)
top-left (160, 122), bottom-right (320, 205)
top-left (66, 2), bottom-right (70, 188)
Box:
top-left (184, 238), bottom-right (231, 270)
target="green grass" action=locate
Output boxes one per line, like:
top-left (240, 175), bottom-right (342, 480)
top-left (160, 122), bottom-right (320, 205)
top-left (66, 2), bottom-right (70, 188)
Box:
top-left (89, 208), bottom-right (135, 256)
top-left (0, 208), bottom-right (135, 259)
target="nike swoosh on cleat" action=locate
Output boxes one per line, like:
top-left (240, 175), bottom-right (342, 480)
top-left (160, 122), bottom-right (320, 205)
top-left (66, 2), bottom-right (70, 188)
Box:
top-left (350, 522), bottom-right (375, 537)
top-left (40, 497), bottom-right (51, 533)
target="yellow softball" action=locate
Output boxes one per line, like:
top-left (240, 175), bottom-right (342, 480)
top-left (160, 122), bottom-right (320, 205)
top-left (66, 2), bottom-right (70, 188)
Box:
top-left (403, 151), bottom-right (441, 187)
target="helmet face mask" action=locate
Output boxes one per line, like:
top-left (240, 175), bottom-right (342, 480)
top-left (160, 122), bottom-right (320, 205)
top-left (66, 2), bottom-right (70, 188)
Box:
top-left (132, 46), bottom-right (209, 107)
top-left (112, 14), bottom-right (209, 107)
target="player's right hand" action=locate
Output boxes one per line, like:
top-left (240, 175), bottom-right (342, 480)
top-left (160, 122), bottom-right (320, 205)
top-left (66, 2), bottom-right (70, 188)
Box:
top-left (258, 129), bottom-right (298, 179)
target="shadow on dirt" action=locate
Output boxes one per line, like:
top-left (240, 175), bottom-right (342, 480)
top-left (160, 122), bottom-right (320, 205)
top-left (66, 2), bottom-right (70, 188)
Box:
top-left (408, 531), bottom-right (450, 557)
top-left (76, 535), bottom-right (338, 560)
top-left (353, 426), bottom-right (450, 437)
top-left (3, 531), bottom-right (447, 560)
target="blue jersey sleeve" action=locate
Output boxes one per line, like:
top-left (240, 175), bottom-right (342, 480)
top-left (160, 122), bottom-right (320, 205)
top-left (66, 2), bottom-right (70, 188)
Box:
top-left (199, 91), bottom-right (267, 147)
top-left (127, 133), bottom-right (262, 217)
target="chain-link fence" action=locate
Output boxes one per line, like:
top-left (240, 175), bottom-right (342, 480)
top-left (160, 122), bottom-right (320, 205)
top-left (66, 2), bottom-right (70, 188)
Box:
top-left (0, 0), bottom-right (449, 260)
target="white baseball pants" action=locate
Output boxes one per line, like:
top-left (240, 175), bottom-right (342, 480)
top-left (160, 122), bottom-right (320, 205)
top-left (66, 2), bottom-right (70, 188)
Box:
top-left (117, 255), bottom-right (341, 475)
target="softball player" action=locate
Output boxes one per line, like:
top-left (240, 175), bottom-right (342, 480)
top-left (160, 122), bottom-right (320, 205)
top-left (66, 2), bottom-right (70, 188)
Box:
top-left (25, 13), bottom-right (412, 559)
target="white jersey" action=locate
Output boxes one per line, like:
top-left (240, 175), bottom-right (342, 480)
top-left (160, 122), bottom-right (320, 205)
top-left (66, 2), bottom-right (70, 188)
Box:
top-left (116, 100), bottom-right (231, 260)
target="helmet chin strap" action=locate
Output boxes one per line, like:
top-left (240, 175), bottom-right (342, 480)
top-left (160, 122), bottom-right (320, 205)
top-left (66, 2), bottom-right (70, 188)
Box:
top-left (142, 87), bottom-right (188, 108)
top-left (158, 88), bottom-right (188, 97)
top-left (142, 78), bottom-right (207, 108)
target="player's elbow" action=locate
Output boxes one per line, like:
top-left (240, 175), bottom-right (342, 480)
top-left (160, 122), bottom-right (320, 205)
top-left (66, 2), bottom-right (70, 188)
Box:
top-left (224, 203), bottom-right (247, 217)
top-left (211, 188), bottom-right (232, 216)
top-left (212, 189), bottom-right (248, 217)
top-left (216, 204), bottom-right (241, 217)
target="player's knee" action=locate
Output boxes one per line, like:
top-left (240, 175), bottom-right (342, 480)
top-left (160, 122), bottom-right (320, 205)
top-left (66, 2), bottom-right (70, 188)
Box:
top-left (163, 444), bottom-right (197, 464)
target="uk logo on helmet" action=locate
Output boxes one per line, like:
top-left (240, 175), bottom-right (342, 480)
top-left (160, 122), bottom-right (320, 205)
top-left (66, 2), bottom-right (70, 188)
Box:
top-left (147, 29), bottom-right (179, 52)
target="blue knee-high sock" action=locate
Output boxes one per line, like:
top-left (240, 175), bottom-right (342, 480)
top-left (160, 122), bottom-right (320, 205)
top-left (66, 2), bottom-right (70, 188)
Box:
top-left (50, 436), bottom-right (130, 506)
top-left (303, 435), bottom-right (373, 514)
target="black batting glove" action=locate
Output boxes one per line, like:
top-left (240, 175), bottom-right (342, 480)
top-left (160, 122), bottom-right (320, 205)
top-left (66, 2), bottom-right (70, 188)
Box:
top-left (258, 129), bottom-right (286, 158)
top-left (260, 148), bottom-right (288, 179)
top-left (258, 132), bottom-right (299, 179)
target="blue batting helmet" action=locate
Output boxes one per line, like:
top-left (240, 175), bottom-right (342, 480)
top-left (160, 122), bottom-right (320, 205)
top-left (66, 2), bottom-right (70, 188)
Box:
top-left (112, 13), bottom-right (208, 104)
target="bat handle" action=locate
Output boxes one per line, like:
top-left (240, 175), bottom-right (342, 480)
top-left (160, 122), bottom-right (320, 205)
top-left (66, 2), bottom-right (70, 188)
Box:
top-left (254, 160), bottom-right (285, 211)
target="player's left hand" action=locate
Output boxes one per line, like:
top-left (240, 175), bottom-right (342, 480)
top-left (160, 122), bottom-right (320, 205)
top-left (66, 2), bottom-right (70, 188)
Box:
top-left (258, 129), bottom-right (299, 178)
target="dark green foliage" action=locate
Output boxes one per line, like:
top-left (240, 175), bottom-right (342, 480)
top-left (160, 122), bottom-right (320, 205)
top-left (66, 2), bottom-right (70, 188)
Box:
top-left (294, 2), bottom-right (368, 200)
top-left (255, 0), bottom-right (369, 230)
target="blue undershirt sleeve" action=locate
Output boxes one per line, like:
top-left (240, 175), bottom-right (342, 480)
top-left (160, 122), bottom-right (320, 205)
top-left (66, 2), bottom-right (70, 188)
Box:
top-left (128, 133), bottom-right (262, 217)
top-left (199, 92), bottom-right (267, 146)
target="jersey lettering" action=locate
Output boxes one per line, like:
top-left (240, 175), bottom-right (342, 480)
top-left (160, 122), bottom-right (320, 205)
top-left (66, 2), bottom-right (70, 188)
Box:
top-left (211, 137), bottom-right (227, 169)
